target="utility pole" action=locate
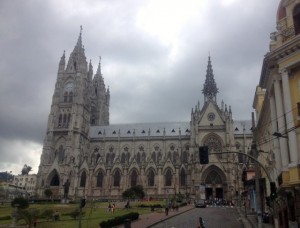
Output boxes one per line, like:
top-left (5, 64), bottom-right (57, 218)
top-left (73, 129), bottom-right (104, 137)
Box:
top-left (252, 112), bottom-right (262, 228)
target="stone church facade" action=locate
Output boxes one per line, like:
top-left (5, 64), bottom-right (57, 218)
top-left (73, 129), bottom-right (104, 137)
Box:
top-left (36, 29), bottom-right (253, 201)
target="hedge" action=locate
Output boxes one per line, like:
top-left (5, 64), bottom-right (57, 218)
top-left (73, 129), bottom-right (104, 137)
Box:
top-left (99, 212), bottom-right (139, 228)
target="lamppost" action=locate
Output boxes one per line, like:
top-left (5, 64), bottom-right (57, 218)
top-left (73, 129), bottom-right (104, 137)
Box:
top-left (6, 171), bottom-right (12, 200)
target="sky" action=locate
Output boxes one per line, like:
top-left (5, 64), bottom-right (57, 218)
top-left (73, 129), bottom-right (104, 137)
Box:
top-left (0, 0), bottom-right (279, 175)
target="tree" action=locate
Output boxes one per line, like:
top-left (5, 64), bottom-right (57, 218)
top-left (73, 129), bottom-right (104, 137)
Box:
top-left (11, 197), bottom-right (29, 210)
top-left (21, 164), bottom-right (32, 175)
top-left (122, 185), bottom-right (145, 200)
top-left (18, 208), bottom-right (39, 228)
top-left (44, 189), bottom-right (52, 201)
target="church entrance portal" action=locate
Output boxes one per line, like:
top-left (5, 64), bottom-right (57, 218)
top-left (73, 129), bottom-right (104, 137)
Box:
top-left (202, 166), bottom-right (226, 200)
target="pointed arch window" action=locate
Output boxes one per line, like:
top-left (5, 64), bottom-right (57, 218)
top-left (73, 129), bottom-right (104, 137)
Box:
top-left (131, 170), bottom-right (138, 187)
top-left (106, 153), bottom-right (111, 164)
top-left (91, 115), bottom-right (96, 125)
top-left (167, 152), bottom-right (172, 160)
top-left (111, 153), bottom-right (115, 164)
top-left (142, 152), bottom-right (146, 162)
top-left (148, 170), bottom-right (155, 187)
top-left (121, 153), bottom-right (126, 164)
top-left (80, 171), bottom-right (87, 187)
top-left (151, 152), bottom-right (156, 163)
top-left (96, 171), bottom-right (104, 187)
top-left (58, 114), bottom-right (62, 127)
top-left (165, 169), bottom-right (172, 186)
top-left (63, 114), bottom-right (67, 127)
top-left (136, 152), bottom-right (141, 164)
top-left (182, 151), bottom-right (188, 163)
top-left (58, 145), bottom-right (65, 163)
top-left (69, 92), bottom-right (73, 102)
top-left (126, 152), bottom-right (130, 163)
top-left (180, 169), bottom-right (186, 186)
top-left (113, 170), bottom-right (121, 187)
top-left (205, 170), bottom-right (222, 185)
top-left (50, 173), bottom-right (60, 186)
top-left (294, 4), bottom-right (300, 35)
top-left (64, 92), bottom-right (68, 102)
top-left (96, 154), bottom-right (101, 164)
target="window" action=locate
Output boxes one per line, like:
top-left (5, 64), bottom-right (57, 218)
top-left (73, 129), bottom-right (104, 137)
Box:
top-left (136, 152), bottom-right (141, 164)
top-left (96, 172), bottom-right (103, 187)
top-left (294, 4), bottom-right (300, 35)
top-left (58, 145), bottom-right (65, 163)
top-left (80, 171), bottom-right (87, 187)
top-left (50, 174), bottom-right (60, 186)
top-left (131, 170), bottom-right (138, 187)
top-left (69, 92), bottom-right (73, 102)
top-left (96, 154), bottom-right (100, 164)
top-left (106, 153), bottom-right (111, 164)
top-left (121, 153), bottom-right (126, 164)
top-left (113, 170), bottom-right (121, 187)
top-left (64, 92), bottom-right (68, 102)
top-left (165, 169), bottom-right (172, 186)
top-left (148, 170), bottom-right (155, 187)
top-left (180, 169), bottom-right (186, 186)
top-left (151, 152), bottom-right (156, 163)
top-left (182, 151), bottom-right (188, 163)
top-left (58, 114), bottom-right (62, 127)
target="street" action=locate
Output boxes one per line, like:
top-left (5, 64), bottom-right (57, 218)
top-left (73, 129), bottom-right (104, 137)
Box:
top-left (150, 206), bottom-right (243, 228)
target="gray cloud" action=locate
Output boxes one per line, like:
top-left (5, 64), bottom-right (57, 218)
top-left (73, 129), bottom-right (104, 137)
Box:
top-left (0, 0), bottom-right (279, 174)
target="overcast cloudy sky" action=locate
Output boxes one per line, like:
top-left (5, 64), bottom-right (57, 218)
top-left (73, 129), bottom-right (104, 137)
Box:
top-left (0, 0), bottom-right (279, 175)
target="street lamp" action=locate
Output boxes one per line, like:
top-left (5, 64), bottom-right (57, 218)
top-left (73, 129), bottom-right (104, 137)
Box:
top-left (6, 171), bottom-right (12, 200)
top-left (273, 132), bottom-right (288, 139)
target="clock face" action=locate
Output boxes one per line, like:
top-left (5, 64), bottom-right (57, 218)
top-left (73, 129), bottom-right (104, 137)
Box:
top-left (207, 112), bottom-right (215, 121)
top-left (65, 82), bottom-right (73, 91)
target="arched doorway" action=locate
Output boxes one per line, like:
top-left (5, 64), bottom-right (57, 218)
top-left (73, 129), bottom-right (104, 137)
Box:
top-left (201, 165), bottom-right (227, 201)
top-left (47, 169), bottom-right (60, 196)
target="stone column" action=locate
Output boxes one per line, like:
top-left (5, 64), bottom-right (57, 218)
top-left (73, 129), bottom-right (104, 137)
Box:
top-left (270, 94), bottom-right (282, 177)
top-left (157, 168), bottom-right (162, 195)
top-left (280, 68), bottom-right (299, 167)
top-left (273, 76), bottom-right (289, 170)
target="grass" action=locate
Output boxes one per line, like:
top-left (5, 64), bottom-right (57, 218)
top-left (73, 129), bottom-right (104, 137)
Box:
top-left (0, 200), bottom-right (164, 228)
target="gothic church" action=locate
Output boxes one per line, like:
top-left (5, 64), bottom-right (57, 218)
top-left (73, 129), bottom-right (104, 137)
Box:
top-left (36, 29), bottom-right (253, 201)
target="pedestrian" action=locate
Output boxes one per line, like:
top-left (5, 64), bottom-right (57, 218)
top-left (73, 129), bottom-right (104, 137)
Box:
top-left (107, 203), bottom-right (111, 212)
top-left (165, 207), bottom-right (169, 216)
top-left (198, 217), bottom-right (205, 228)
top-left (112, 203), bottom-right (115, 213)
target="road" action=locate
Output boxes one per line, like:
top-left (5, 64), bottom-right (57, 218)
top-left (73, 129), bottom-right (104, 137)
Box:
top-left (150, 205), bottom-right (243, 228)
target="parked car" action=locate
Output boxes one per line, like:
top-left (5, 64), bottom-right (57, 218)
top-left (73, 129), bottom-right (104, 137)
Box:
top-left (195, 199), bottom-right (206, 208)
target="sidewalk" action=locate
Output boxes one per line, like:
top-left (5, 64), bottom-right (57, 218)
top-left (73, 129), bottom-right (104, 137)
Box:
top-left (236, 207), bottom-right (274, 228)
top-left (116, 204), bottom-right (195, 228)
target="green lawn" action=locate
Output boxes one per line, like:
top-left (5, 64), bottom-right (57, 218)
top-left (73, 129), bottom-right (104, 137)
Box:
top-left (0, 201), bottom-right (164, 228)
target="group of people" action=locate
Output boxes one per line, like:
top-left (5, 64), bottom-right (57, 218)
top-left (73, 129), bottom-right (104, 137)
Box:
top-left (107, 203), bottom-right (116, 213)
top-left (165, 202), bottom-right (179, 216)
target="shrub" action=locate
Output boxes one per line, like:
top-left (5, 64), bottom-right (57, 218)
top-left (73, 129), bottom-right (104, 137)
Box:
top-left (99, 212), bottom-right (139, 228)
top-left (11, 197), bottom-right (29, 209)
top-left (65, 209), bottom-right (85, 220)
top-left (40, 208), bottom-right (54, 221)
top-left (0, 215), bottom-right (11, 220)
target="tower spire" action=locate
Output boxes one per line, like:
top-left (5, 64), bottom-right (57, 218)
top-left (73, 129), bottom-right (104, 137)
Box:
top-left (75, 25), bottom-right (83, 51)
top-left (96, 56), bottom-right (101, 75)
top-left (202, 55), bottom-right (219, 102)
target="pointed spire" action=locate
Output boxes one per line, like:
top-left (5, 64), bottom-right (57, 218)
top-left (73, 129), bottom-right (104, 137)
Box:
top-left (88, 59), bottom-right (93, 80)
top-left (58, 50), bottom-right (65, 72)
top-left (96, 56), bottom-right (102, 75)
top-left (202, 55), bottom-right (219, 102)
top-left (75, 25), bottom-right (83, 50)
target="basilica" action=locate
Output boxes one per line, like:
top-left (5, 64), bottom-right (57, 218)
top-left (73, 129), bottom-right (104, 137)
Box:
top-left (36, 29), bottom-right (253, 201)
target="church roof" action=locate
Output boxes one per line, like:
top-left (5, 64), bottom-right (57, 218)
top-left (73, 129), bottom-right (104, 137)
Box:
top-left (89, 122), bottom-right (191, 139)
top-left (233, 120), bottom-right (252, 135)
top-left (89, 120), bottom-right (252, 139)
